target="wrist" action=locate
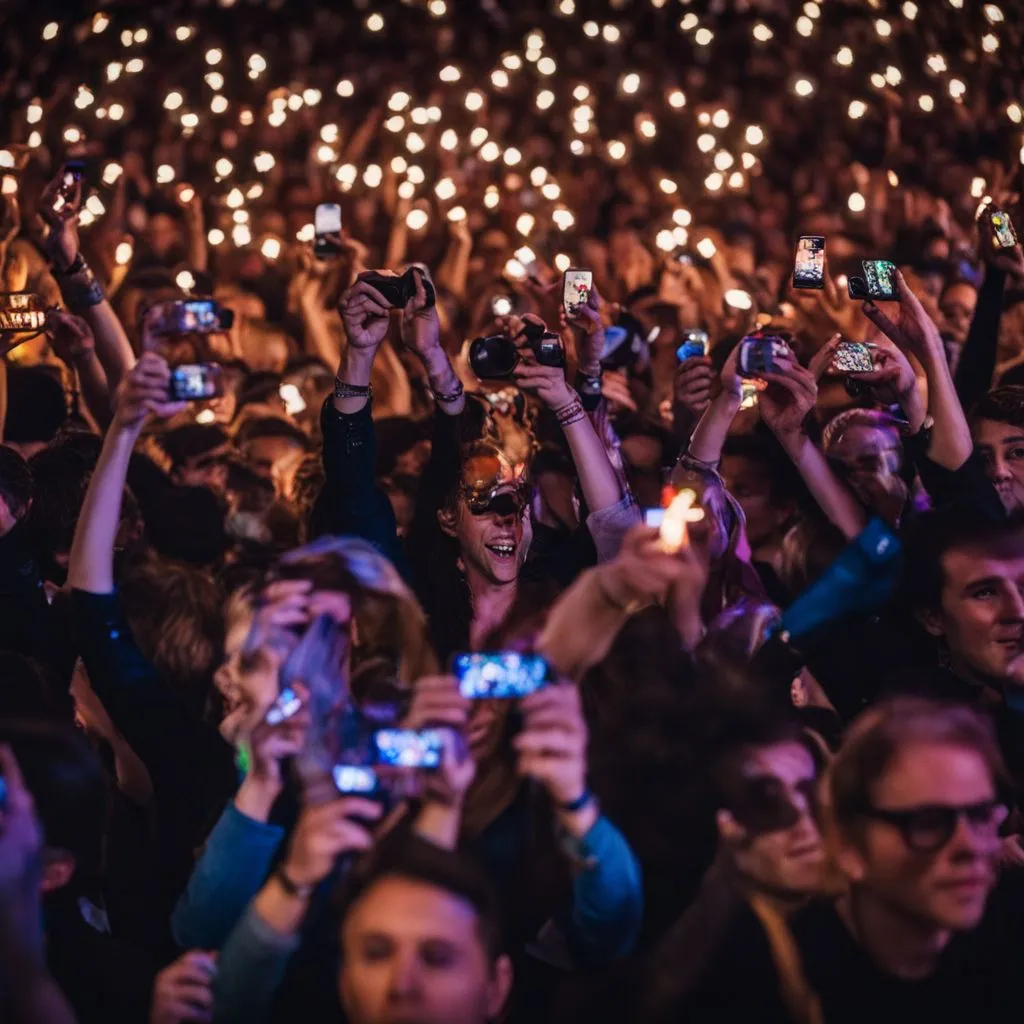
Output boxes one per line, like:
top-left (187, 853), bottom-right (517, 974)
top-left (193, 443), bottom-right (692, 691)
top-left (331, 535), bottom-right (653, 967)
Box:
top-left (234, 769), bottom-right (282, 821)
top-left (778, 430), bottom-right (808, 461)
top-left (341, 348), bottom-right (376, 388)
top-left (278, 859), bottom-right (318, 894)
top-left (555, 791), bottom-right (599, 840)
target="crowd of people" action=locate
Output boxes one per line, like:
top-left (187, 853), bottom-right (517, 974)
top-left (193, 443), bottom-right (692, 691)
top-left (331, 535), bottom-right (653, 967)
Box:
top-left (2, 0), bottom-right (1024, 1021)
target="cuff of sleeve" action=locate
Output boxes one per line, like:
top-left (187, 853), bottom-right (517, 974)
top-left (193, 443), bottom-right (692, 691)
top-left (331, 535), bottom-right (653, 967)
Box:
top-left (221, 802), bottom-right (286, 848)
top-left (242, 903), bottom-right (304, 955)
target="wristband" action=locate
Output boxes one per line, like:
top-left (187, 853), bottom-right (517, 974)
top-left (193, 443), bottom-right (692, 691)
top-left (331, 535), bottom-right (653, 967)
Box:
top-left (431, 378), bottom-right (464, 404)
top-left (559, 787), bottom-right (594, 813)
top-left (62, 274), bottom-right (105, 314)
top-left (575, 371), bottom-right (603, 412)
top-left (334, 376), bottom-right (373, 400)
top-left (274, 865), bottom-right (315, 900)
top-left (54, 253), bottom-right (86, 277)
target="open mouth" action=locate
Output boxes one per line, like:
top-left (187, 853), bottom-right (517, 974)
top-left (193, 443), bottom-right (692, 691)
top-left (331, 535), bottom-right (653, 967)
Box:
top-left (485, 539), bottom-right (517, 560)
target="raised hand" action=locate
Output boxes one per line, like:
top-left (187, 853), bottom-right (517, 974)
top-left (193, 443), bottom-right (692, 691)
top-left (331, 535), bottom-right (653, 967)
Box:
top-left (38, 167), bottom-right (82, 272)
top-left (282, 796), bottom-right (382, 889)
top-left (861, 269), bottom-right (943, 364)
top-left (339, 276), bottom-right (392, 352)
top-left (853, 340), bottom-right (925, 428)
top-left (150, 951), bottom-right (217, 1024)
top-left (399, 268), bottom-right (441, 359)
top-left (978, 208), bottom-right (1024, 281)
top-left (46, 309), bottom-right (95, 367)
top-left (758, 354), bottom-right (818, 451)
top-left (114, 352), bottom-right (186, 431)
top-left (674, 355), bottom-right (715, 420)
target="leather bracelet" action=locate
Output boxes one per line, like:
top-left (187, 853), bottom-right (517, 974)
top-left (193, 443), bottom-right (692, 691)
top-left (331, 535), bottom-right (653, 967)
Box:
top-left (556, 397), bottom-right (585, 428)
top-left (559, 787), bottom-right (594, 813)
top-left (334, 376), bottom-right (373, 400)
top-left (274, 865), bottom-right (314, 900)
top-left (431, 377), bottom-right (464, 404)
top-left (559, 409), bottom-right (587, 428)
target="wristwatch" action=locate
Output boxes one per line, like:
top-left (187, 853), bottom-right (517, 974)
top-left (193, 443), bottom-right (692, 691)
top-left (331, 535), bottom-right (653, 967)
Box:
top-left (574, 370), bottom-right (603, 411)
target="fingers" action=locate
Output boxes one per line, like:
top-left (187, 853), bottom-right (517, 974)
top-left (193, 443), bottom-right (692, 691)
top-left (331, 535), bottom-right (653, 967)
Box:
top-left (810, 333), bottom-right (842, 380)
top-left (350, 276), bottom-right (394, 308)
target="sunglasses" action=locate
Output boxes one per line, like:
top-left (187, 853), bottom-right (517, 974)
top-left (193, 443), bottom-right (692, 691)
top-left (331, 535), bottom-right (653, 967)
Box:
top-left (730, 775), bottom-right (819, 836)
top-left (460, 451), bottom-right (530, 517)
top-left (862, 800), bottom-right (1008, 854)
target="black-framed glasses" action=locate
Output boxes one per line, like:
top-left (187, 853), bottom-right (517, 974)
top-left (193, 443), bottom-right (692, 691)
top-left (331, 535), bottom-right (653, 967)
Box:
top-left (862, 800), bottom-right (1008, 854)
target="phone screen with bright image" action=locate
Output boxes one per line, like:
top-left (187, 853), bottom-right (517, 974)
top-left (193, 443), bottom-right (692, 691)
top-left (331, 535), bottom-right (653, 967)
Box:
top-left (793, 235), bottom-right (825, 289)
top-left (562, 269), bottom-right (593, 317)
top-left (862, 260), bottom-right (897, 300)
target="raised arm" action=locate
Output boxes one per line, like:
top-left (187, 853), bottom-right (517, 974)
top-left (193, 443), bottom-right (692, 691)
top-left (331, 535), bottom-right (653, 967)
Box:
top-left (39, 168), bottom-right (135, 398)
top-left (687, 343), bottom-right (743, 466)
top-left (863, 269), bottom-right (972, 471)
top-left (759, 352), bottom-right (868, 541)
top-left (46, 310), bottom-right (113, 429)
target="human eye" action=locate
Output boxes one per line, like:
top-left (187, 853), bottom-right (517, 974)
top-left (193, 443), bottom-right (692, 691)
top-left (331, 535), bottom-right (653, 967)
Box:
top-left (420, 941), bottom-right (458, 969)
top-left (361, 936), bottom-right (394, 963)
top-left (969, 585), bottom-right (997, 600)
top-left (1007, 447), bottom-right (1024, 462)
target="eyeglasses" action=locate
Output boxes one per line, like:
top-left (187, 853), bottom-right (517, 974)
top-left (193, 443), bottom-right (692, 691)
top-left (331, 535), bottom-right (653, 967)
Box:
top-left (862, 800), bottom-right (1008, 854)
top-left (729, 775), bottom-right (819, 835)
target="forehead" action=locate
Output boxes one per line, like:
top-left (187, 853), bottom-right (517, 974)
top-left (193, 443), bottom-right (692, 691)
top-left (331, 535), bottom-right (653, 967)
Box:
top-left (873, 741), bottom-right (995, 807)
top-left (941, 283), bottom-right (977, 307)
top-left (344, 877), bottom-right (481, 944)
top-left (972, 417), bottom-right (1024, 446)
top-left (829, 424), bottom-right (899, 457)
top-left (941, 545), bottom-right (1024, 589)
top-left (742, 741), bottom-right (816, 785)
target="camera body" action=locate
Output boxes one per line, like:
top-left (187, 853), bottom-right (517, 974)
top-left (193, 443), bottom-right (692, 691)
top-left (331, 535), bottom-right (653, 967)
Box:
top-left (469, 318), bottom-right (565, 380)
top-left (361, 267), bottom-right (436, 309)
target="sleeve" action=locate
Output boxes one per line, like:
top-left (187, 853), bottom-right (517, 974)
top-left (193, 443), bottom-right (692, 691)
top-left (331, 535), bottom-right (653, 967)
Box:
top-left (564, 814), bottom-right (644, 963)
top-left (212, 902), bottom-right (301, 1024)
top-left (586, 494), bottom-right (641, 564)
top-left (954, 265), bottom-right (1007, 410)
top-left (171, 802), bottom-right (285, 951)
top-left (319, 398), bottom-right (411, 581)
top-left (70, 589), bottom-right (236, 884)
top-left (903, 434), bottom-right (1006, 520)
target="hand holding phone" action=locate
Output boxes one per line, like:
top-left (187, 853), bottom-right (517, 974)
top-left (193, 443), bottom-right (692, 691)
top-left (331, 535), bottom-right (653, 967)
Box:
top-left (738, 334), bottom-right (790, 378)
top-left (676, 329), bottom-right (709, 362)
top-left (990, 210), bottom-right (1019, 251)
top-left (831, 341), bottom-right (875, 374)
top-left (372, 728), bottom-right (445, 770)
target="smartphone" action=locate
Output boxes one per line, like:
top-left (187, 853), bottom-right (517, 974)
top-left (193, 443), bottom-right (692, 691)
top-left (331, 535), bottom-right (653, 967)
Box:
top-left (265, 686), bottom-right (302, 726)
top-left (562, 268), bottom-right (593, 318)
top-left (738, 334), bottom-right (789, 378)
top-left (676, 329), bottom-right (709, 362)
top-left (314, 202), bottom-right (342, 259)
top-left (847, 275), bottom-right (869, 300)
top-left (0, 292), bottom-right (47, 333)
top-left (169, 363), bottom-right (224, 401)
top-left (372, 728), bottom-right (444, 769)
top-left (832, 341), bottom-right (875, 374)
top-left (153, 298), bottom-right (234, 336)
top-left (793, 235), bottom-right (825, 290)
top-left (991, 210), bottom-right (1018, 251)
top-left (861, 260), bottom-right (898, 301)
top-left (52, 160), bottom-right (85, 212)
top-left (452, 652), bottom-right (550, 700)
top-left (739, 380), bottom-right (760, 409)
top-left (332, 764), bottom-right (378, 794)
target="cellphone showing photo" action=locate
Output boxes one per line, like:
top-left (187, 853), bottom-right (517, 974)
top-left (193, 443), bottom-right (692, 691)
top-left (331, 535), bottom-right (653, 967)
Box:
top-left (332, 765), bottom-right (378, 794)
top-left (861, 260), bottom-right (898, 301)
top-left (991, 210), bottom-right (1018, 251)
top-left (452, 652), bottom-right (550, 700)
top-left (676, 329), bottom-right (709, 362)
top-left (738, 334), bottom-right (789, 378)
top-left (793, 235), bottom-right (825, 290)
top-left (314, 202), bottom-right (342, 259)
top-left (562, 268), bottom-right (593, 318)
top-left (832, 341), bottom-right (875, 374)
top-left (372, 728), bottom-right (444, 770)
top-left (168, 363), bottom-right (224, 402)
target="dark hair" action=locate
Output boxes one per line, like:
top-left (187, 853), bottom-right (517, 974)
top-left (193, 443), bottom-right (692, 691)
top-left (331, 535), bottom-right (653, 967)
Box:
top-left (158, 424), bottom-right (229, 470)
top-left (829, 698), bottom-right (1008, 833)
top-left (143, 485), bottom-right (228, 566)
top-left (236, 416), bottom-right (310, 451)
top-left (339, 833), bottom-right (505, 962)
top-left (0, 445), bottom-right (34, 521)
top-left (897, 505), bottom-right (1022, 614)
top-left (0, 652), bottom-right (68, 721)
top-left (4, 367), bottom-right (67, 444)
top-left (27, 439), bottom-right (97, 560)
top-left (969, 386), bottom-right (1024, 431)
top-left (0, 719), bottom-right (108, 883)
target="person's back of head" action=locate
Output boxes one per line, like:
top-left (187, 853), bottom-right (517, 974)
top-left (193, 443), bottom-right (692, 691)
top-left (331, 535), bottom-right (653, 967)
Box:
top-left (0, 444), bottom-right (34, 525)
top-left (0, 718), bottom-right (108, 894)
top-left (157, 423), bottom-right (230, 475)
top-left (4, 366), bottom-right (68, 458)
top-left (337, 835), bottom-right (512, 1024)
top-left (143, 484), bottom-right (228, 567)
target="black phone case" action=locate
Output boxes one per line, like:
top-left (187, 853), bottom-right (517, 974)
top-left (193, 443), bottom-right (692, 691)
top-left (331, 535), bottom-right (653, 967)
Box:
top-left (362, 269), bottom-right (436, 309)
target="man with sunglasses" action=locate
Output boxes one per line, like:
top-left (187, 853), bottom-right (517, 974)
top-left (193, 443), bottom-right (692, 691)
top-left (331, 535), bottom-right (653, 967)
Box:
top-left (792, 699), bottom-right (1024, 1022)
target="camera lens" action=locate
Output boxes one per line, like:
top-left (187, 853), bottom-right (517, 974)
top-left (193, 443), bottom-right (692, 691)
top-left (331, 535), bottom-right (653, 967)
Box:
top-left (469, 334), bottom-right (519, 379)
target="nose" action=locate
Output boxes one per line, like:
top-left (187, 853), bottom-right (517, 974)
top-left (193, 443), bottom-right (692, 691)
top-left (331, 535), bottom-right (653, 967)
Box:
top-left (946, 813), bottom-right (997, 862)
top-left (991, 452), bottom-right (1013, 484)
top-left (385, 951), bottom-right (421, 1003)
top-left (1001, 585), bottom-right (1024, 621)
